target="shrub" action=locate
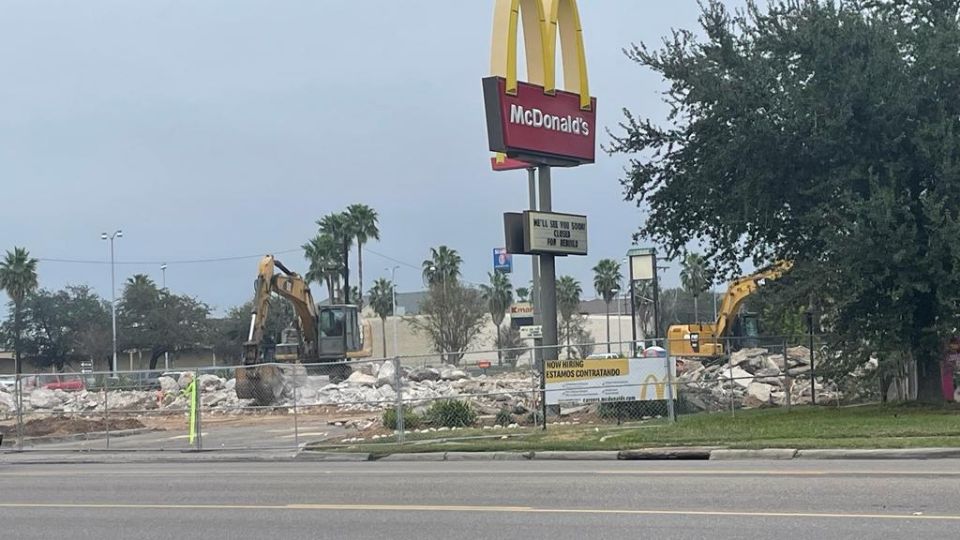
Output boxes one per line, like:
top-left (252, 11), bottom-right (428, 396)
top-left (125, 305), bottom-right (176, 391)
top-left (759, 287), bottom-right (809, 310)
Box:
top-left (495, 408), bottom-right (514, 427)
top-left (382, 408), bottom-right (422, 430)
top-left (426, 400), bottom-right (477, 428)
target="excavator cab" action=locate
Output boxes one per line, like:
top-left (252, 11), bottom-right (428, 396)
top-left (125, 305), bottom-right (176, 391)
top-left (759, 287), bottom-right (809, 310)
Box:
top-left (316, 305), bottom-right (362, 359)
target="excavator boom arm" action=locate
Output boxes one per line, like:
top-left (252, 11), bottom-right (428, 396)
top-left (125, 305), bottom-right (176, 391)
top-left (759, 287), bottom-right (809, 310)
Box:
top-left (713, 261), bottom-right (792, 337)
top-left (244, 255), bottom-right (319, 363)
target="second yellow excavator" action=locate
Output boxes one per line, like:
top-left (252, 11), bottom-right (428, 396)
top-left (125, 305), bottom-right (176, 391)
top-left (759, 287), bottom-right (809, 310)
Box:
top-left (235, 255), bottom-right (372, 405)
top-left (666, 261), bottom-right (792, 358)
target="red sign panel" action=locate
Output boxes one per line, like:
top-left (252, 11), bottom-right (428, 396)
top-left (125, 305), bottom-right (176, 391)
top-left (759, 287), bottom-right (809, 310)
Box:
top-left (483, 76), bottom-right (597, 167)
top-left (478, 361), bottom-right (492, 369)
top-left (491, 155), bottom-right (534, 171)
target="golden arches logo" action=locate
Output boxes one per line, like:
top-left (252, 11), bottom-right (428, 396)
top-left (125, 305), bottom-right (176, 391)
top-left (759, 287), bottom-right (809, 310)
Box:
top-left (490, 0), bottom-right (590, 110)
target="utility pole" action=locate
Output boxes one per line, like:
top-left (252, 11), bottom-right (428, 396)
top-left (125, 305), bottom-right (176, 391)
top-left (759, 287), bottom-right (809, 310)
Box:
top-left (390, 265), bottom-right (400, 357)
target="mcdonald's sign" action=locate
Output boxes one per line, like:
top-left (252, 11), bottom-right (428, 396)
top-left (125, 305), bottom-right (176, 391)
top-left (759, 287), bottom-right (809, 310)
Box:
top-left (483, 0), bottom-right (597, 167)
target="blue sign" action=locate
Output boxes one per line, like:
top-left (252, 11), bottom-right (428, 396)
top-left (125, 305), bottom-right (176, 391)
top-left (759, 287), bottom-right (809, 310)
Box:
top-left (493, 247), bottom-right (513, 273)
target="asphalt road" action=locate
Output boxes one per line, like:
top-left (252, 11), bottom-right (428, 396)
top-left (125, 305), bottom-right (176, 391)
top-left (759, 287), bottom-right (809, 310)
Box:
top-left (1, 460), bottom-right (959, 539)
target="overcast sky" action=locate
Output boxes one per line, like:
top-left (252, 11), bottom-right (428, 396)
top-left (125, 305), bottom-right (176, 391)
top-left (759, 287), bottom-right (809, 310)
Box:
top-left (1, 1), bottom-right (745, 314)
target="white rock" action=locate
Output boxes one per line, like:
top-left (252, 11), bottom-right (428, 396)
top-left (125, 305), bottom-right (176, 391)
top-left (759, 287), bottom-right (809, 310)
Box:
top-left (29, 388), bottom-right (63, 409)
top-left (358, 361), bottom-right (381, 377)
top-left (346, 371), bottom-right (378, 387)
top-left (197, 374), bottom-right (222, 391)
top-left (786, 346), bottom-right (812, 364)
top-left (177, 372), bottom-right (194, 388)
top-left (0, 391), bottom-right (17, 412)
top-left (158, 376), bottom-right (180, 394)
top-left (440, 366), bottom-right (468, 381)
top-left (718, 366), bottom-right (754, 388)
top-left (745, 382), bottom-right (773, 404)
top-left (376, 361), bottom-right (397, 388)
top-left (223, 378), bottom-right (236, 391)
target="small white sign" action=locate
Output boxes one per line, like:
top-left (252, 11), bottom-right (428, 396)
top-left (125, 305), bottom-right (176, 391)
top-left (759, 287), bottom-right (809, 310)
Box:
top-left (519, 325), bottom-right (543, 339)
top-left (524, 211), bottom-right (588, 256)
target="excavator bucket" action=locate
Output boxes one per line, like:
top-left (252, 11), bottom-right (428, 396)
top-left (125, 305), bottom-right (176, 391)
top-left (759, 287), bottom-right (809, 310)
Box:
top-left (235, 364), bottom-right (286, 406)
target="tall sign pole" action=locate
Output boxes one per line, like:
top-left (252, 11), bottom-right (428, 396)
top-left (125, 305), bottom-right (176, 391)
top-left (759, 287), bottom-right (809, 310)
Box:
top-left (528, 168), bottom-right (542, 368)
top-left (485, 0), bottom-right (596, 427)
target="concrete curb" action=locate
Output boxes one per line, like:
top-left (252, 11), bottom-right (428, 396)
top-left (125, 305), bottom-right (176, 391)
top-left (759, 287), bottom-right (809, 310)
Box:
top-left (376, 452), bottom-right (447, 462)
top-left (710, 449), bottom-right (798, 460)
top-left (619, 447), bottom-right (716, 460)
top-left (294, 451), bottom-right (371, 462)
top-left (532, 451), bottom-right (619, 460)
top-left (446, 451), bottom-right (532, 461)
top-left (796, 448), bottom-right (960, 460)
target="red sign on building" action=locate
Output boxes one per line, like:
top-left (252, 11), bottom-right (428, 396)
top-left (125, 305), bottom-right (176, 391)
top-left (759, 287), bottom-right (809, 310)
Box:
top-left (483, 77), bottom-right (597, 167)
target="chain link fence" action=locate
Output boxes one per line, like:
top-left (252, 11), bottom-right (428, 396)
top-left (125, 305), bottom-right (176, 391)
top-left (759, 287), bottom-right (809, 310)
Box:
top-left (1, 334), bottom-right (892, 452)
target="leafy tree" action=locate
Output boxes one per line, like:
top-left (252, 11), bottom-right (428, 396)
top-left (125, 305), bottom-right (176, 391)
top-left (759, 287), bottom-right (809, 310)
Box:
top-left (13, 286), bottom-right (111, 370)
top-left (592, 259), bottom-right (623, 352)
top-left (407, 282), bottom-right (485, 365)
top-left (610, 0), bottom-right (960, 400)
top-left (0, 247), bottom-right (39, 374)
top-left (368, 278), bottom-right (395, 356)
top-left (556, 276), bottom-right (583, 354)
top-left (498, 326), bottom-right (528, 367)
top-left (515, 287), bottom-right (530, 303)
top-left (480, 271), bottom-right (513, 365)
top-left (317, 212), bottom-right (355, 304)
top-left (345, 204), bottom-right (380, 310)
top-left (303, 234), bottom-right (343, 303)
top-left (117, 277), bottom-right (213, 369)
top-left (679, 253), bottom-right (709, 322)
top-left (421, 246), bottom-right (462, 287)
top-left (558, 314), bottom-right (596, 360)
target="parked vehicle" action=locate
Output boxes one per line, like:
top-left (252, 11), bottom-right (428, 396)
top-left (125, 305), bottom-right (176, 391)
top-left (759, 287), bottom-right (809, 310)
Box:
top-left (22, 373), bottom-right (86, 392)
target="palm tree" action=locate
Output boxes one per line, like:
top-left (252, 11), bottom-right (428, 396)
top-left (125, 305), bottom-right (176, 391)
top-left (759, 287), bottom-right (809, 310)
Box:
top-left (421, 246), bottom-right (462, 288)
top-left (317, 212), bottom-right (355, 304)
top-left (680, 253), bottom-right (709, 322)
top-left (303, 234), bottom-right (343, 303)
top-left (592, 259), bottom-right (623, 353)
top-left (0, 247), bottom-right (39, 374)
top-left (556, 275), bottom-right (583, 357)
top-left (480, 272), bottom-right (513, 365)
top-left (368, 278), bottom-right (394, 356)
top-left (345, 204), bottom-right (380, 310)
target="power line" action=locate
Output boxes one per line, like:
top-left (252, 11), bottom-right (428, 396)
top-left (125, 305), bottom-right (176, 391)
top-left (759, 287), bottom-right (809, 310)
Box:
top-left (37, 248), bottom-right (302, 266)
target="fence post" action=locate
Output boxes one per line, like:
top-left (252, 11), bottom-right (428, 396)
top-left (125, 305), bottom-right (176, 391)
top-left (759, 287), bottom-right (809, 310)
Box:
top-left (15, 373), bottom-right (23, 451)
top-left (293, 364), bottom-right (300, 449)
top-left (783, 339), bottom-right (791, 411)
top-left (104, 377), bottom-right (111, 449)
top-left (727, 340), bottom-right (735, 418)
top-left (393, 357), bottom-right (404, 444)
top-left (195, 368), bottom-right (203, 451)
top-left (666, 355), bottom-right (676, 423)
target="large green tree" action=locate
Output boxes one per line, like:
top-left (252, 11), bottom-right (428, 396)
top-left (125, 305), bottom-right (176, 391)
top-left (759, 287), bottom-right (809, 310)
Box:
top-left (346, 204), bottom-right (380, 310)
top-left (368, 278), bottom-right (395, 357)
top-left (592, 259), bottom-right (623, 352)
top-left (480, 271), bottom-right (514, 365)
top-left (610, 0), bottom-right (960, 400)
top-left (0, 247), bottom-right (39, 374)
top-left (13, 286), bottom-right (111, 370)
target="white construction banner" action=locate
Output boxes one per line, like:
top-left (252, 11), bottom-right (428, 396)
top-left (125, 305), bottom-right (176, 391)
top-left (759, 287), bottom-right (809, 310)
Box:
top-left (544, 357), bottom-right (677, 406)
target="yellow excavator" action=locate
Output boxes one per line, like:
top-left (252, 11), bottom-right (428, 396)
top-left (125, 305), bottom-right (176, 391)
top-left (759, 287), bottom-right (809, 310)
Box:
top-left (235, 255), bottom-right (373, 405)
top-left (666, 261), bottom-right (792, 358)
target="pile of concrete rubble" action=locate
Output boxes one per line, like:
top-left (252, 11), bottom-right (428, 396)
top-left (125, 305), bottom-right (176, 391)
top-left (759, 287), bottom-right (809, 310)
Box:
top-left (677, 346), bottom-right (842, 410)
top-left (0, 363), bottom-right (535, 417)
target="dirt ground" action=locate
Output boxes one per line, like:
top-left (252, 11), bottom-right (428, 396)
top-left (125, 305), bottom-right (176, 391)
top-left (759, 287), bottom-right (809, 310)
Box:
top-left (0, 417), bottom-right (145, 438)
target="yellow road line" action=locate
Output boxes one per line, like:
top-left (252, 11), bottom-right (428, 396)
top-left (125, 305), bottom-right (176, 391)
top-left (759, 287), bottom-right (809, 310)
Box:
top-left (0, 502), bottom-right (955, 521)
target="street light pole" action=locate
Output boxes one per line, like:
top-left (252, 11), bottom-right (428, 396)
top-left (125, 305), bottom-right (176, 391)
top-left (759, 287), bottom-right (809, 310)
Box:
top-left (161, 263), bottom-right (169, 370)
top-left (101, 230), bottom-right (123, 376)
top-left (390, 265), bottom-right (400, 357)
